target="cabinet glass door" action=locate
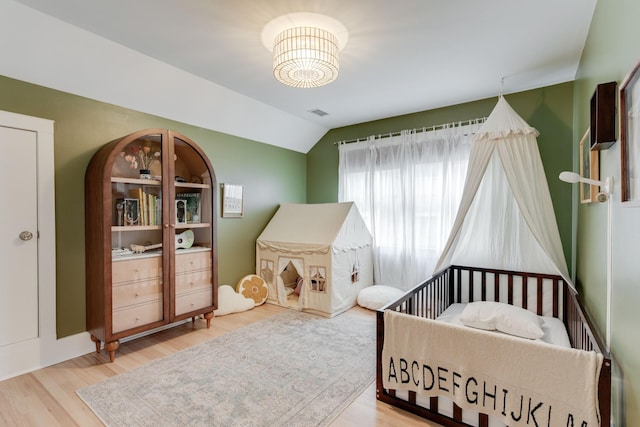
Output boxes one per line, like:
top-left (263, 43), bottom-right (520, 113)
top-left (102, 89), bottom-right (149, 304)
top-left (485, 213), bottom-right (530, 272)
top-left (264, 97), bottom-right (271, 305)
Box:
top-left (172, 136), bottom-right (214, 317)
top-left (110, 134), bottom-right (165, 333)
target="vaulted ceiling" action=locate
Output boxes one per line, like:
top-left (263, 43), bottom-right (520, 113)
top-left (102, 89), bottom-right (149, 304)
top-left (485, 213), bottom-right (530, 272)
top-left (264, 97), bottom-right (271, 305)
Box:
top-left (3, 0), bottom-right (596, 152)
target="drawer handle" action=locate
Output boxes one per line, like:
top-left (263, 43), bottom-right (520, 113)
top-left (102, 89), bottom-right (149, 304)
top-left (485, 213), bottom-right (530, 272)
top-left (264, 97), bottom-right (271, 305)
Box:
top-left (190, 282), bottom-right (194, 287)
top-left (134, 269), bottom-right (140, 273)
top-left (135, 292), bottom-right (140, 297)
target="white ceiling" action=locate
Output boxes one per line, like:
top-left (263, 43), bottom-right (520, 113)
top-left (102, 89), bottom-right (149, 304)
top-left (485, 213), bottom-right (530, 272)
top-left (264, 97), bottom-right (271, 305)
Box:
top-left (4, 0), bottom-right (596, 152)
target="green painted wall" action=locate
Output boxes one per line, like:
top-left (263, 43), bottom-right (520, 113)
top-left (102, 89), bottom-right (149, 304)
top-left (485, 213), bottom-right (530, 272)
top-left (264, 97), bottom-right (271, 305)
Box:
top-left (574, 0), bottom-right (640, 425)
top-left (0, 75), bottom-right (306, 338)
top-left (308, 83), bottom-right (575, 268)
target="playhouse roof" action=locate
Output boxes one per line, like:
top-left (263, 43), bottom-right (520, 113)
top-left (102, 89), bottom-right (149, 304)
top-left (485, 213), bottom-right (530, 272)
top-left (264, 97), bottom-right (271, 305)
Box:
top-left (257, 202), bottom-right (372, 255)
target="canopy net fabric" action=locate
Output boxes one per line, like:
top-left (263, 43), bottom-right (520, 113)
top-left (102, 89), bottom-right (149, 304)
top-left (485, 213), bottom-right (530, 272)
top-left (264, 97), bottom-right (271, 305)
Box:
top-left (434, 96), bottom-right (573, 290)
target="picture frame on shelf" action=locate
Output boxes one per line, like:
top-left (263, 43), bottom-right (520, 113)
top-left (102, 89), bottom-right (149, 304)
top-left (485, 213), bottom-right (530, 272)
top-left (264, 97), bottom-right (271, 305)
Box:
top-left (579, 129), bottom-right (599, 204)
top-left (122, 198), bottom-right (139, 226)
top-left (221, 183), bottom-right (244, 218)
top-left (175, 199), bottom-right (188, 225)
top-left (620, 58), bottom-right (640, 204)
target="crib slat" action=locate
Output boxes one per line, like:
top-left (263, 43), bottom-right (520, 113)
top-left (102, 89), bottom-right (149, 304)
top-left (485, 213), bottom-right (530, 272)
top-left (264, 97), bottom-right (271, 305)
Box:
top-left (537, 277), bottom-right (543, 315)
top-left (453, 403), bottom-right (462, 421)
top-left (553, 279), bottom-right (559, 318)
top-left (508, 274), bottom-right (514, 304)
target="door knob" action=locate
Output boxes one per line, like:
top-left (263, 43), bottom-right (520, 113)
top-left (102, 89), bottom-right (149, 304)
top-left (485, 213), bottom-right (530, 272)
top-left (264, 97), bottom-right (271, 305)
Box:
top-left (19, 231), bottom-right (33, 241)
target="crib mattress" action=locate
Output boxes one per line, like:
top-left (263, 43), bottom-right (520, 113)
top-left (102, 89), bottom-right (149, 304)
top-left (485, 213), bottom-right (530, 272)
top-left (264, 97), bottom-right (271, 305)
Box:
top-left (436, 303), bottom-right (571, 348)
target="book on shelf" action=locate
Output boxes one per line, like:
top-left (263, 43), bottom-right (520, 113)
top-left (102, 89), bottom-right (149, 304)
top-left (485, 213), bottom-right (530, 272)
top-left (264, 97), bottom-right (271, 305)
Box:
top-left (128, 188), bottom-right (162, 226)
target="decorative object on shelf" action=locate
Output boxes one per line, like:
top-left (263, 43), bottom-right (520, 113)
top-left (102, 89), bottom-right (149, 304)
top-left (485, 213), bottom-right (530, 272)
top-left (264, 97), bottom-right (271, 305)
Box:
top-left (120, 139), bottom-right (160, 176)
top-left (590, 81), bottom-right (617, 150)
top-left (221, 183), bottom-right (244, 218)
top-left (261, 12), bottom-right (349, 88)
top-left (621, 58), bottom-right (640, 204)
top-left (579, 129), bottom-right (600, 204)
top-left (237, 274), bottom-right (268, 306)
top-left (130, 229), bottom-right (195, 253)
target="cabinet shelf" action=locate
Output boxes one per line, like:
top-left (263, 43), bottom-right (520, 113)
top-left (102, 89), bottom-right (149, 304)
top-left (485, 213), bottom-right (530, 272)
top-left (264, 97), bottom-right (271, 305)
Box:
top-left (175, 182), bottom-right (210, 189)
top-left (111, 223), bottom-right (210, 232)
top-left (112, 225), bottom-right (162, 232)
top-left (112, 177), bottom-right (162, 185)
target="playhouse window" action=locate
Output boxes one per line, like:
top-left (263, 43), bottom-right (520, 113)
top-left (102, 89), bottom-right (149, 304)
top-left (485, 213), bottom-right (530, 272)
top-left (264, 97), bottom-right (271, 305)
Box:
top-left (310, 266), bottom-right (327, 293)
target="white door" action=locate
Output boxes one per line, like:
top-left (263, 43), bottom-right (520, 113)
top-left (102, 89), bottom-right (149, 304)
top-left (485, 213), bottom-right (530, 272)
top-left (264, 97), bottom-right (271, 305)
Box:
top-left (0, 126), bottom-right (39, 347)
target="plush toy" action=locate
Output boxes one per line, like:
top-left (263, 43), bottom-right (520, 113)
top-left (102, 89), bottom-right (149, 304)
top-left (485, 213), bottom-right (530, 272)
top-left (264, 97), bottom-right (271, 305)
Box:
top-left (213, 285), bottom-right (255, 316)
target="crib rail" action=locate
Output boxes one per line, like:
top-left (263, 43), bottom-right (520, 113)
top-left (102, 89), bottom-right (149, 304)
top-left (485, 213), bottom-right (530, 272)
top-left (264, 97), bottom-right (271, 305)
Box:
top-left (376, 265), bottom-right (612, 427)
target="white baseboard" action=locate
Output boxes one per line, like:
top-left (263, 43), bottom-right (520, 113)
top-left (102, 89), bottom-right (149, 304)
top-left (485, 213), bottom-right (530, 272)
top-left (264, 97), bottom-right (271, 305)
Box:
top-left (0, 331), bottom-right (95, 382)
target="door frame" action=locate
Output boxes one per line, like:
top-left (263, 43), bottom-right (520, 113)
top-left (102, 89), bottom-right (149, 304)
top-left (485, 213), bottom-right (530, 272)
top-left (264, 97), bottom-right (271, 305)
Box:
top-left (0, 110), bottom-right (93, 381)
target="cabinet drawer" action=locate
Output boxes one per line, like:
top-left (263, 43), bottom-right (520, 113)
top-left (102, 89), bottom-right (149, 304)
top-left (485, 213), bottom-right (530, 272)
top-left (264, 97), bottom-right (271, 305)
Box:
top-left (175, 288), bottom-right (212, 316)
top-left (112, 279), bottom-right (163, 309)
top-left (175, 251), bottom-right (211, 274)
top-left (112, 257), bottom-right (162, 284)
top-left (175, 269), bottom-right (212, 295)
top-left (112, 300), bottom-right (163, 333)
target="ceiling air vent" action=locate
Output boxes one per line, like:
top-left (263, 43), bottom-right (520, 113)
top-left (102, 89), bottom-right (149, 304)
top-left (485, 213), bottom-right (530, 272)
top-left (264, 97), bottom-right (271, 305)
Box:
top-left (308, 108), bottom-right (329, 117)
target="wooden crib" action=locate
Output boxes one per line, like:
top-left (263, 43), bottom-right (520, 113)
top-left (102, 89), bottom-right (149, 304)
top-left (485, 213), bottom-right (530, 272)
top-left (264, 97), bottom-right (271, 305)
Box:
top-left (376, 265), bottom-right (611, 427)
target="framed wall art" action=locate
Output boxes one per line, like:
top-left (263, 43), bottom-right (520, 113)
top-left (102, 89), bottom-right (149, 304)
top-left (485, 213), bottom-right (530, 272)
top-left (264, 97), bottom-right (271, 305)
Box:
top-left (221, 183), bottom-right (244, 218)
top-left (620, 58), bottom-right (640, 204)
top-left (579, 129), bottom-right (599, 203)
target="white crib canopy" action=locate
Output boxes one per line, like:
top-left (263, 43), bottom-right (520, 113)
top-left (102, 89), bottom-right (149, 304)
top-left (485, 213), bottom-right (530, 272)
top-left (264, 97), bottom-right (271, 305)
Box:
top-left (434, 96), bottom-right (573, 289)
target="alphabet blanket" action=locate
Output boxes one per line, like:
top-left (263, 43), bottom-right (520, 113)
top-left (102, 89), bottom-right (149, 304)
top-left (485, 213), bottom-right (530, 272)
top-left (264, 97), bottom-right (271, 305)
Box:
top-left (382, 310), bottom-right (603, 426)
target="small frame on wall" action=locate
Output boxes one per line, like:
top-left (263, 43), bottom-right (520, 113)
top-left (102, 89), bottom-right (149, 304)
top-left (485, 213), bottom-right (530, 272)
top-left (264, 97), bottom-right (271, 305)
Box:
top-left (579, 129), bottom-right (600, 203)
top-left (221, 183), bottom-right (244, 218)
top-left (620, 58), bottom-right (640, 204)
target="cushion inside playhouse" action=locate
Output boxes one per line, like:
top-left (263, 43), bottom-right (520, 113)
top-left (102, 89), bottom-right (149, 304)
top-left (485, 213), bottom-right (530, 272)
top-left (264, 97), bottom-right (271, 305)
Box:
top-left (214, 285), bottom-right (255, 316)
top-left (357, 285), bottom-right (404, 310)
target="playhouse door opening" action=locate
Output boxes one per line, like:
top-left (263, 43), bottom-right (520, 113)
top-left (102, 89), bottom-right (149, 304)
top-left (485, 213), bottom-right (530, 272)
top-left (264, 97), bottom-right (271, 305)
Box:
top-left (280, 260), bottom-right (302, 308)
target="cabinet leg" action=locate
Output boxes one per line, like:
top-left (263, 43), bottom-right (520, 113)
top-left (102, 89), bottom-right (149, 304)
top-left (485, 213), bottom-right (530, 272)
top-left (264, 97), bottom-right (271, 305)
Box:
top-left (90, 335), bottom-right (101, 353)
top-left (104, 340), bottom-right (120, 363)
top-left (204, 312), bottom-right (213, 328)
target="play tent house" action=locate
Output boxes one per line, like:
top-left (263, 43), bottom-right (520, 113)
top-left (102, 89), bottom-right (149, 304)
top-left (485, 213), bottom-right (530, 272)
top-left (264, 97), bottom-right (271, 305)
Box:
top-left (256, 202), bottom-right (373, 317)
top-left (435, 96), bottom-right (572, 286)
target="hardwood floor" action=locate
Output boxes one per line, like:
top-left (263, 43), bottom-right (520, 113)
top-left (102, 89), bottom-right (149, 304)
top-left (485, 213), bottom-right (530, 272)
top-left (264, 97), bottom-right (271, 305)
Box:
top-left (0, 304), bottom-right (438, 427)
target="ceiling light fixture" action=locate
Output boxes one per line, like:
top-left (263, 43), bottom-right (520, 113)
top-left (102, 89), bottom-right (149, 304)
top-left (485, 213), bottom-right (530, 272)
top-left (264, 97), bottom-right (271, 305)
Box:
top-left (262, 13), bottom-right (348, 89)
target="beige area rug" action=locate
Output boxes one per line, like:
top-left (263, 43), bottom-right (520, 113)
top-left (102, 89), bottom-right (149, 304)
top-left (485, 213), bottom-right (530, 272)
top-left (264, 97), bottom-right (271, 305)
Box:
top-left (77, 310), bottom-right (375, 426)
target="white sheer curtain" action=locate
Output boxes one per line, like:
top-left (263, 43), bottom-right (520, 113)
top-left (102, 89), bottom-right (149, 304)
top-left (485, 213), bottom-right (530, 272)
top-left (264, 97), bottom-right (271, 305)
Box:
top-left (338, 123), bottom-right (483, 290)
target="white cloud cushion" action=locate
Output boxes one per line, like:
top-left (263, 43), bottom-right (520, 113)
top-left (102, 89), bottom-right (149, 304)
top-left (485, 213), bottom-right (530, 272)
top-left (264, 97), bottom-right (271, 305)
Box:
top-left (357, 285), bottom-right (405, 310)
top-left (213, 285), bottom-right (255, 316)
top-left (459, 301), bottom-right (544, 339)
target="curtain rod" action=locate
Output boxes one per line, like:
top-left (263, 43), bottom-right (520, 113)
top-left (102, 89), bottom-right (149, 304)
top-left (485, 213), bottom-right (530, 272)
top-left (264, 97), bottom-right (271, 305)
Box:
top-left (333, 117), bottom-right (487, 145)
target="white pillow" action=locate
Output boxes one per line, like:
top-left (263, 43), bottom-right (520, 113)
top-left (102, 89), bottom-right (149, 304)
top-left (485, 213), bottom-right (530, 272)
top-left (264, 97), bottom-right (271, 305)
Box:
top-left (213, 285), bottom-right (255, 316)
top-left (357, 285), bottom-right (404, 310)
top-left (460, 301), bottom-right (544, 340)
